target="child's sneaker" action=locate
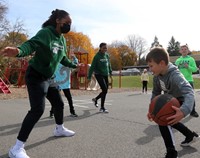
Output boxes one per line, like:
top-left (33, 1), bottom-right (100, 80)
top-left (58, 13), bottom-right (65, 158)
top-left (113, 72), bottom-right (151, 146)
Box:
top-left (92, 98), bottom-right (98, 107)
top-left (190, 111), bottom-right (199, 117)
top-left (9, 146), bottom-right (30, 158)
top-left (165, 148), bottom-right (178, 158)
top-left (70, 113), bottom-right (78, 117)
top-left (180, 131), bottom-right (199, 147)
top-left (99, 108), bottom-right (109, 113)
top-left (103, 109), bottom-right (109, 113)
top-left (53, 126), bottom-right (75, 137)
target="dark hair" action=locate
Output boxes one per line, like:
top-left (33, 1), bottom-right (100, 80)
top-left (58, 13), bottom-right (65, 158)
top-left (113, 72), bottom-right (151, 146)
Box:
top-left (180, 44), bottom-right (188, 49)
top-left (180, 44), bottom-right (190, 51)
top-left (99, 42), bottom-right (107, 48)
top-left (146, 47), bottom-right (169, 64)
top-left (42, 9), bottom-right (69, 28)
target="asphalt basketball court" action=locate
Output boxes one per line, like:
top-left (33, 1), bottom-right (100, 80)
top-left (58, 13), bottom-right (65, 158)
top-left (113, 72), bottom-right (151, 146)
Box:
top-left (0, 90), bottom-right (200, 158)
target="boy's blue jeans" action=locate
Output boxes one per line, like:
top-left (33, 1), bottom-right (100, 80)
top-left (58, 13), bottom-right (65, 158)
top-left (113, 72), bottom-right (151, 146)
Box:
top-left (17, 66), bottom-right (64, 142)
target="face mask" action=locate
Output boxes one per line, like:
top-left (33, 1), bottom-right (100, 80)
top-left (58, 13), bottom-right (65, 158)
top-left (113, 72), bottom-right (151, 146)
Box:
top-left (60, 23), bottom-right (71, 33)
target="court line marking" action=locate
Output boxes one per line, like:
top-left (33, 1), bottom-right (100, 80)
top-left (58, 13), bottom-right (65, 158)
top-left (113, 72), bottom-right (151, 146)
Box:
top-left (45, 99), bottom-right (113, 109)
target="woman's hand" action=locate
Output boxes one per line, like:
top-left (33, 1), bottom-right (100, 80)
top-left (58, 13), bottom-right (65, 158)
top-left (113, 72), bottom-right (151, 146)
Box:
top-left (0, 47), bottom-right (19, 57)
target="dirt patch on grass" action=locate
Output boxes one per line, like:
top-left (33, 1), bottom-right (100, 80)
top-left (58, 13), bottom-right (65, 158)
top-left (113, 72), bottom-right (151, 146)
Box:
top-left (0, 86), bottom-right (140, 100)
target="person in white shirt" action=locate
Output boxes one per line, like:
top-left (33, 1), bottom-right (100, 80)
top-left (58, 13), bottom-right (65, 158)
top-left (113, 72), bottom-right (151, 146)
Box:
top-left (141, 69), bottom-right (149, 93)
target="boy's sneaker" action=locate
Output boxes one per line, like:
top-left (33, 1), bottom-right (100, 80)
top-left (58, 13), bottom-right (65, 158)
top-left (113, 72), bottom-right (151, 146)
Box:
top-left (92, 98), bottom-right (98, 107)
top-left (53, 126), bottom-right (75, 137)
top-left (99, 108), bottom-right (109, 113)
top-left (165, 149), bottom-right (178, 158)
top-left (180, 131), bottom-right (199, 147)
top-left (9, 146), bottom-right (30, 158)
top-left (70, 113), bottom-right (78, 117)
top-left (190, 111), bottom-right (199, 117)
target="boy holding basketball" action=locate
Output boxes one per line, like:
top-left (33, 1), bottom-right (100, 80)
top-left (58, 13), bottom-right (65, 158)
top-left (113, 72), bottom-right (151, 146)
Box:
top-left (146, 47), bottom-right (199, 158)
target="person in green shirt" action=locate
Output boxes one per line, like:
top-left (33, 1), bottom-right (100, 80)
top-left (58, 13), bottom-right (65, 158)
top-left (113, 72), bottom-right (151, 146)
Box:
top-left (88, 42), bottom-right (112, 113)
top-left (0, 9), bottom-right (78, 158)
top-left (175, 44), bottom-right (199, 117)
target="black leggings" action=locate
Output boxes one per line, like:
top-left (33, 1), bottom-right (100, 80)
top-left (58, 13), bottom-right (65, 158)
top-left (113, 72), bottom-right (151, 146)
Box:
top-left (50, 88), bottom-right (75, 114)
top-left (94, 74), bottom-right (108, 109)
top-left (17, 66), bottom-right (64, 142)
top-left (142, 81), bottom-right (148, 92)
top-left (62, 89), bottom-right (75, 114)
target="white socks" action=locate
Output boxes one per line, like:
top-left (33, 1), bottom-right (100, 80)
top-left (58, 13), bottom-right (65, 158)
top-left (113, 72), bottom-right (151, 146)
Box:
top-left (56, 124), bottom-right (64, 131)
top-left (13, 139), bottom-right (25, 149)
top-left (13, 125), bottom-right (65, 150)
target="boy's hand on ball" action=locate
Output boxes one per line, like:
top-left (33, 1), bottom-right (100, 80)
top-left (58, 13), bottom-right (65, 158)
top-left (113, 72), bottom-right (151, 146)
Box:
top-left (147, 113), bottom-right (153, 122)
top-left (167, 106), bottom-right (184, 125)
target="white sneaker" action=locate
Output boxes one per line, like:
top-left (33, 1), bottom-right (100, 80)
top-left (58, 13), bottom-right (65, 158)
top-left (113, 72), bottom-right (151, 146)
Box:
top-left (9, 146), bottom-right (30, 158)
top-left (53, 127), bottom-right (75, 137)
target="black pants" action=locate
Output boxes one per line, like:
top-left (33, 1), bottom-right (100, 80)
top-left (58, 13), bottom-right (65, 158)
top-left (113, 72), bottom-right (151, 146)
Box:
top-left (17, 66), bottom-right (64, 142)
top-left (142, 81), bottom-right (148, 92)
top-left (63, 89), bottom-right (75, 114)
top-left (159, 99), bottom-right (193, 151)
top-left (94, 74), bottom-right (108, 109)
top-left (159, 123), bottom-right (193, 150)
top-left (50, 88), bottom-right (75, 114)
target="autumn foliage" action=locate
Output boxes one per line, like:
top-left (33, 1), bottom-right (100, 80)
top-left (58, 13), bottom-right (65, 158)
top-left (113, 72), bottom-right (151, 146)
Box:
top-left (64, 32), bottom-right (95, 64)
top-left (108, 44), bottom-right (137, 70)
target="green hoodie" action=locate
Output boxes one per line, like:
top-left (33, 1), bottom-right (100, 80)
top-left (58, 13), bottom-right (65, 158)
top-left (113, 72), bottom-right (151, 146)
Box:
top-left (175, 55), bottom-right (197, 82)
top-left (88, 52), bottom-right (112, 80)
top-left (17, 26), bottom-right (76, 78)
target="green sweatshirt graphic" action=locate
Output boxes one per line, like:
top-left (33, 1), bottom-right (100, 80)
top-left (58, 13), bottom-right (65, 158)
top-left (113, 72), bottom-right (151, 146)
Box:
top-left (175, 55), bottom-right (197, 82)
top-left (88, 52), bottom-right (112, 80)
top-left (17, 26), bottom-right (76, 78)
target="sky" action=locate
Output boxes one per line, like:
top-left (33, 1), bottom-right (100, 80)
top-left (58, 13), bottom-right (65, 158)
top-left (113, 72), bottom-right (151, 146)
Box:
top-left (5, 0), bottom-right (200, 51)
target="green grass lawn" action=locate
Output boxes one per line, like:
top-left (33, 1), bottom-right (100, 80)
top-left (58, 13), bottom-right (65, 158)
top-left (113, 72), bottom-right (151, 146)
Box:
top-left (112, 75), bottom-right (200, 89)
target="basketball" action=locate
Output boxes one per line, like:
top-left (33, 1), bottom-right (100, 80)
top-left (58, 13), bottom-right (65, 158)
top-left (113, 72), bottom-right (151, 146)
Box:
top-left (148, 94), bottom-right (180, 126)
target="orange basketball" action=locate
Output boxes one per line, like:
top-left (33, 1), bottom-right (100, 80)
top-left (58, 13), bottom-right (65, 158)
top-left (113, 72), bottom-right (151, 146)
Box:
top-left (148, 94), bottom-right (180, 126)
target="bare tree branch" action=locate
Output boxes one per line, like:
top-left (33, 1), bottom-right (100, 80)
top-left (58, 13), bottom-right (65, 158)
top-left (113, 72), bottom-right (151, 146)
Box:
top-left (126, 35), bottom-right (148, 65)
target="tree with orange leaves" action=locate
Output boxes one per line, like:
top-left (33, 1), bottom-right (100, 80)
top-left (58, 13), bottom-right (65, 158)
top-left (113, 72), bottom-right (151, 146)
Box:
top-left (64, 32), bottom-right (95, 64)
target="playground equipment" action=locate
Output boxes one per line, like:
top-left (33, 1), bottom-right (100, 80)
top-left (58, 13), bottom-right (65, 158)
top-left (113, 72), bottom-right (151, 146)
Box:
top-left (0, 46), bottom-right (111, 90)
top-left (0, 77), bottom-right (11, 94)
top-left (86, 74), bottom-right (100, 91)
top-left (3, 58), bottom-right (28, 87)
top-left (16, 58), bottom-right (28, 87)
top-left (86, 64), bottom-right (112, 90)
top-left (71, 46), bottom-right (113, 90)
top-left (71, 46), bottom-right (89, 90)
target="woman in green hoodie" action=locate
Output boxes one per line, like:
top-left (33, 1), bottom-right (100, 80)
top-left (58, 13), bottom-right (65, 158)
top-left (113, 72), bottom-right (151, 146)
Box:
top-left (175, 44), bottom-right (199, 117)
top-left (0, 9), bottom-right (77, 158)
top-left (88, 42), bottom-right (112, 113)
